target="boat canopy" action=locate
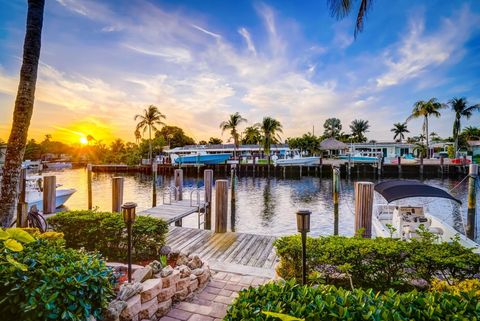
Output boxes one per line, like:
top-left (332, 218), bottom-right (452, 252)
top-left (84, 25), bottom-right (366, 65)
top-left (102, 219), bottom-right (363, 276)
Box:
top-left (374, 180), bottom-right (461, 204)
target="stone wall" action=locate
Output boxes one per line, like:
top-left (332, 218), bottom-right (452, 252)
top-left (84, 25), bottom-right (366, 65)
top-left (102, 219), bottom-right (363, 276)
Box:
top-left (105, 254), bottom-right (211, 321)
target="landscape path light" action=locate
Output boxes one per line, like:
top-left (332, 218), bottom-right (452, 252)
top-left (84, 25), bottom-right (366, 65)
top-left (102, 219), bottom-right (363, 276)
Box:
top-left (296, 209), bottom-right (311, 285)
top-left (122, 202), bottom-right (137, 283)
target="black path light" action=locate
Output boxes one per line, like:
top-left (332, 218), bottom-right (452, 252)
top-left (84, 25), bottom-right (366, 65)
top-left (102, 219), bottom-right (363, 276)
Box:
top-left (122, 202), bottom-right (137, 283)
top-left (296, 209), bottom-right (311, 285)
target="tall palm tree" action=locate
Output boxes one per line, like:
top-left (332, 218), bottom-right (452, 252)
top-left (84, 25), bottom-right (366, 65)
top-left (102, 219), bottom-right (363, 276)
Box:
top-left (449, 97), bottom-right (479, 157)
top-left (134, 128), bottom-right (142, 144)
top-left (135, 105), bottom-right (166, 163)
top-left (390, 123), bottom-right (409, 142)
top-left (219, 112), bottom-right (247, 159)
top-left (461, 126), bottom-right (480, 141)
top-left (328, 0), bottom-right (373, 38)
top-left (349, 119), bottom-right (369, 142)
top-left (323, 118), bottom-right (342, 138)
top-left (0, 0), bottom-right (45, 227)
top-left (242, 125), bottom-right (262, 145)
top-left (406, 98), bottom-right (445, 158)
top-left (256, 117), bottom-right (283, 164)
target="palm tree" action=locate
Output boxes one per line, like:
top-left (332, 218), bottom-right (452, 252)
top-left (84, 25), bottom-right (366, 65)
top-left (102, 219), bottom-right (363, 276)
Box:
top-left (461, 126), bottom-right (480, 141)
top-left (328, 0), bottom-right (373, 38)
top-left (0, 0), bottom-right (45, 227)
top-left (135, 105), bottom-right (166, 163)
top-left (134, 128), bottom-right (142, 144)
top-left (323, 118), bottom-right (342, 138)
top-left (349, 119), bottom-right (369, 142)
top-left (391, 123), bottom-right (409, 142)
top-left (449, 97), bottom-right (479, 157)
top-left (406, 98), bottom-right (446, 158)
top-left (242, 125), bottom-right (262, 145)
top-left (219, 112), bottom-right (247, 159)
top-left (256, 117), bottom-right (283, 164)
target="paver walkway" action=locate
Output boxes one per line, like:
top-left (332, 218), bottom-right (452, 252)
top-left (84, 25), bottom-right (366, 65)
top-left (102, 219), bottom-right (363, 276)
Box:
top-left (159, 271), bottom-right (270, 321)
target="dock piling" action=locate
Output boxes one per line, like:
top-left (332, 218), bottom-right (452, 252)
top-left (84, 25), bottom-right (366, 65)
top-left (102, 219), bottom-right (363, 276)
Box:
top-left (204, 169), bottom-right (213, 229)
top-left (466, 164), bottom-right (478, 240)
top-left (87, 164), bottom-right (92, 210)
top-left (152, 162), bottom-right (157, 207)
top-left (43, 176), bottom-right (56, 214)
top-left (333, 166), bottom-right (340, 235)
top-left (354, 181), bottom-right (374, 238)
top-left (174, 169), bottom-right (183, 201)
top-left (112, 177), bottom-right (124, 213)
top-left (215, 179), bottom-right (228, 233)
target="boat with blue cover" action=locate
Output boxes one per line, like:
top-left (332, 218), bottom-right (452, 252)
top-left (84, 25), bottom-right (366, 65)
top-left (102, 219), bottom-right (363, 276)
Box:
top-left (339, 153), bottom-right (379, 163)
top-left (170, 152), bottom-right (231, 165)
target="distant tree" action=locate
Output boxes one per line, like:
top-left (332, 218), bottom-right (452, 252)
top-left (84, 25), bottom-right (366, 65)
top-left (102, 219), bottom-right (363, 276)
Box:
top-left (24, 139), bottom-right (42, 160)
top-left (156, 126), bottom-right (195, 148)
top-left (429, 132), bottom-right (441, 142)
top-left (406, 98), bottom-right (446, 158)
top-left (413, 142), bottom-right (427, 158)
top-left (86, 134), bottom-right (95, 145)
top-left (242, 125), bottom-right (262, 145)
top-left (220, 112), bottom-right (247, 158)
top-left (449, 97), bottom-right (479, 156)
top-left (198, 140), bottom-right (207, 145)
top-left (208, 137), bottom-right (223, 145)
top-left (287, 133), bottom-right (320, 155)
top-left (134, 128), bottom-right (142, 144)
top-left (323, 118), bottom-right (342, 138)
top-left (391, 123), bottom-right (409, 142)
top-left (135, 105), bottom-right (166, 163)
top-left (349, 119), bottom-right (369, 142)
top-left (257, 117), bottom-right (283, 164)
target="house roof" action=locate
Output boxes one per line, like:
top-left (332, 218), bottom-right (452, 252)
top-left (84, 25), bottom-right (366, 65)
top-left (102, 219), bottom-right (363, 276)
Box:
top-left (467, 140), bottom-right (480, 147)
top-left (319, 137), bottom-right (348, 150)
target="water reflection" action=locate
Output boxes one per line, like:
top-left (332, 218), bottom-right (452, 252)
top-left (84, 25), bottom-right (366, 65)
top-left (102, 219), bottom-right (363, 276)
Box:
top-left (47, 168), bottom-right (478, 241)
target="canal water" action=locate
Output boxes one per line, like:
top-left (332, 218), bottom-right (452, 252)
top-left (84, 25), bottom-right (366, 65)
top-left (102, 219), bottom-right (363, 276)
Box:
top-left (49, 168), bottom-right (478, 241)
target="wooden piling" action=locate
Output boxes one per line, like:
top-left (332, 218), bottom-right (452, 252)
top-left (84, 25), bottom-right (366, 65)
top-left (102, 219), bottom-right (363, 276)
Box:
top-left (397, 156), bottom-right (402, 176)
top-left (174, 169), bottom-right (183, 201)
top-left (87, 164), bottom-right (93, 210)
top-left (215, 179), bottom-right (228, 233)
top-left (333, 166), bottom-right (340, 235)
top-left (419, 156), bottom-right (424, 176)
top-left (16, 168), bottom-right (28, 227)
top-left (466, 164), bottom-right (478, 240)
top-left (152, 162), bottom-right (157, 207)
top-left (347, 154), bottom-right (351, 176)
top-left (43, 176), bottom-right (56, 214)
top-left (354, 182), bottom-right (374, 238)
top-left (204, 169), bottom-right (213, 229)
top-left (230, 167), bottom-right (236, 203)
top-left (112, 177), bottom-right (124, 213)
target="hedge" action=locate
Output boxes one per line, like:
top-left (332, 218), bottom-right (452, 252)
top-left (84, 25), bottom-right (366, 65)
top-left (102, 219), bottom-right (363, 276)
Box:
top-left (0, 236), bottom-right (114, 321)
top-left (274, 235), bottom-right (480, 291)
top-left (224, 280), bottom-right (480, 321)
top-left (48, 210), bottom-right (169, 262)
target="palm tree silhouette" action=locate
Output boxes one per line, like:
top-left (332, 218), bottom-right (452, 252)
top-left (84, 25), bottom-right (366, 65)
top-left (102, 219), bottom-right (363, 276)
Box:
top-left (449, 97), bottom-right (479, 157)
top-left (391, 123), bottom-right (409, 142)
top-left (220, 112), bottom-right (247, 159)
top-left (323, 118), bottom-right (342, 138)
top-left (256, 117), bottom-right (283, 164)
top-left (135, 105), bottom-right (166, 163)
top-left (349, 119), bottom-right (370, 142)
top-left (242, 125), bottom-right (262, 145)
top-left (328, 0), bottom-right (373, 38)
top-left (406, 98), bottom-right (445, 158)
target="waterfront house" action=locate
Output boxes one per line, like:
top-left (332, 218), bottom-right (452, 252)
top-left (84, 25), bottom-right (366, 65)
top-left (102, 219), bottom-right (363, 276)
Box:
top-left (319, 138), bottom-right (348, 156)
top-left (467, 141), bottom-right (480, 163)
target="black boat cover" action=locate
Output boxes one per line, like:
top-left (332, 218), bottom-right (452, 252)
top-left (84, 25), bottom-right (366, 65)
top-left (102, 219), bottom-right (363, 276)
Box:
top-left (374, 180), bottom-right (462, 204)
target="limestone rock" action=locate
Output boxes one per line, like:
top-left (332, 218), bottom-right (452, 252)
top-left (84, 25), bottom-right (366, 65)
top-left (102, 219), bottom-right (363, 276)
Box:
top-left (148, 260), bottom-right (163, 274)
top-left (157, 286), bottom-right (175, 302)
top-left (173, 288), bottom-right (189, 301)
top-left (176, 253), bottom-right (189, 266)
top-left (120, 294), bottom-right (141, 321)
top-left (191, 268), bottom-right (204, 276)
top-left (187, 255), bottom-right (202, 270)
top-left (132, 266), bottom-right (153, 283)
top-left (104, 299), bottom-right (127, 321)
top-left (160, 265), bottom-right (173, 277)
top-left (118, 282), bottom-right (143, 301)
top-left (139, 298), bottom-right (158, 320)
top-left (161, 270), bottom-right (180, 288)
top-left (155, 299), bottom-right (172, 318)
top-left (140, 278), bottom-right (163, 303)
top-left (176, 277), bottom-right (190, 291)
top-left (175, 265), bottom-right (191, 278)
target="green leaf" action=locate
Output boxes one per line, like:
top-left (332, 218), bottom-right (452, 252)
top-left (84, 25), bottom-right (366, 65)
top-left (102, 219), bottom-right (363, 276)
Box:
top-left (7, 228), bottom-right (35, 243)
top-left (6, 255), bottom-right (28, 271)
top-left (0, 229), bottom-right (9, 240)
top-left (262, 311), bottom-right (304, 321)
top-left (4, 239), bottom-right (23, 252)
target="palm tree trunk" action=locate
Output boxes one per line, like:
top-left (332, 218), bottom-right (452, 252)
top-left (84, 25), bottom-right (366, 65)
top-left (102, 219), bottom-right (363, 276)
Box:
top-left (454, 117), bottom-right (460, 158)
top-left (425, 116), bottom-right (429, 158)
top-left (148, 125), bottom-right (152, 164)
top-left (0, 0), bottom-right (44, 227)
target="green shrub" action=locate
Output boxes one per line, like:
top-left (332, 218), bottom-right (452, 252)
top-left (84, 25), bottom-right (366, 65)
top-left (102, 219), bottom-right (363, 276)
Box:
top-left (48, 210), bottom-right (169, 262)
top-left (0, 239), bottom-right (115, 321)
top-left (224, 280), bottom-right (480, 321)
top-left (274, 235), bottom-right (480, 291)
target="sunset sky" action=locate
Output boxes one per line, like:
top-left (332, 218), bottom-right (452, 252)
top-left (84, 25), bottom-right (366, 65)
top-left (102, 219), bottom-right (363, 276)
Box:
top-left (0, 0), bottom-right (479, 144)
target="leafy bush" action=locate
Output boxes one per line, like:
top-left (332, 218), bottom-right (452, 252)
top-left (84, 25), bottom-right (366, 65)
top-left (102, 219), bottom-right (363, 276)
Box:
top-left (0, 238), bottom-right (115, 321)
top-left (431, 278), bottom-right (480, 296)
top-left (274, 235), bottom-right (480, 291)
top-left (224, 280), bottom-right (480, 321)
top-left (48, 210), bottom-right (169, 262)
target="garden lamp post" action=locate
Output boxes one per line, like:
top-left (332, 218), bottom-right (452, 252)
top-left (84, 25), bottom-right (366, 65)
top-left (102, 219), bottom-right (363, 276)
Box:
top-left (296, 210), bottom-right (311, 285)
top-left (122, 202), bottom-right (137, 283)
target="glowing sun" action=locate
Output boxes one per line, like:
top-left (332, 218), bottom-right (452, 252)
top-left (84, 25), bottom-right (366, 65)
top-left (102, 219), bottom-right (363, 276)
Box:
top-left (80, 136), bottom-right (88, 145)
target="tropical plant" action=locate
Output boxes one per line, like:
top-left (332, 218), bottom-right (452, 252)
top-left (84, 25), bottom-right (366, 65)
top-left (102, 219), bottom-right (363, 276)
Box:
top-left (220, 112), bottom-right (247, 159)
top-left (429, 131), bottom-right (441, 142)
top-left (406, 98), bottom-right (446, 158)
top-left (323, 118), bottom-right (342, 138)
top-left (286, 133), bottom-right (320, 155)
top-left (461, 126), bottom-right (480, 141)
top-left (391, 122), bottom-right (409, 142)
top-left (257, 117), bottom-right (283, 164)
top-left (242, 125), bottom-right (262, 145)
top-left (134, 105), bottom-right (166, 163)
top-left (349, 119), bottom-right (369, 143)
top-left (413, 142), bottom-right (427, 158)
top-left (134, 128), bottom-right (142, 144)
top-left (449, 97), bottom-right (479, 156)
top-left (328, 0), bottom-right (373, 38)
top-left (207, 137), bottom-right (223, 145)
top-left (0, 0), bottom-right (45, 227)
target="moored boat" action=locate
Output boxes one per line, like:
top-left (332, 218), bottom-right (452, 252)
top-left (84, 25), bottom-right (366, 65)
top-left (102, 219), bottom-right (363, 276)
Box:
top-left (170, 152), bottom-right (231, 165)
top-left (339, 153), bottom-right (379, 163)
top-left (273, 154), bottom-right (320, 166)
top-left (25, 176), bottom-right (76, 211)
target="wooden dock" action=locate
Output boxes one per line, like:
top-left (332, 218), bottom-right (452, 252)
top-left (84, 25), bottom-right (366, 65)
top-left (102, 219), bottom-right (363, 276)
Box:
top-left (167, 226), bottom-right (278, 278)
top-left (138, 200), bottom-right (206, 224)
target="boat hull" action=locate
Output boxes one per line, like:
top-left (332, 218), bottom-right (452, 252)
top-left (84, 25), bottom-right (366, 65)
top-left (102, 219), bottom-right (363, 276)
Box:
top-left (174, 153), bottom-right (231, 165)
top-left (275, 157), bottom-right (320, 166)
top-left (27, 188), bottom-right (76, 212)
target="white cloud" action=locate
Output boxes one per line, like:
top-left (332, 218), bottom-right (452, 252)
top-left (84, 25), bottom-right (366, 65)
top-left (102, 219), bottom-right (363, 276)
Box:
top-left (238, 27), bottom-right (257, 55)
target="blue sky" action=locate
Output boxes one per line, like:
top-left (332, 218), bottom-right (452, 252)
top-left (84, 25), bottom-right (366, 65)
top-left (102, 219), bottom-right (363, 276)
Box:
top-left (0, 0), bottom-right (479, 143)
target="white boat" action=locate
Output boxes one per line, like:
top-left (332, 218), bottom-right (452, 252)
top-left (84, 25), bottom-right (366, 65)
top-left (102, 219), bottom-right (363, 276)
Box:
top-left (43, 162), bottom-right (72, 170)
top-left (25, 176), bottom-right (76, 211)
top-left (273, 152), bottom-right (320, 166)
top-left (373, 180), bottom-right (480, 253)
top-left (22, 160), bottom-right (42, 170)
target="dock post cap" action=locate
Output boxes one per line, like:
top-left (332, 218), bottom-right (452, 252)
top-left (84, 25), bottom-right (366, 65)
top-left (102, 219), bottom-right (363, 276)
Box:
top-left (121, 202), bottom-right (137, 210)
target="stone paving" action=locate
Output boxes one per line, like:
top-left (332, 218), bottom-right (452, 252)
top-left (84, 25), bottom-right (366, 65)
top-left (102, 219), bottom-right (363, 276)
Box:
top-left (158, 271), bottom-right (271, 321)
